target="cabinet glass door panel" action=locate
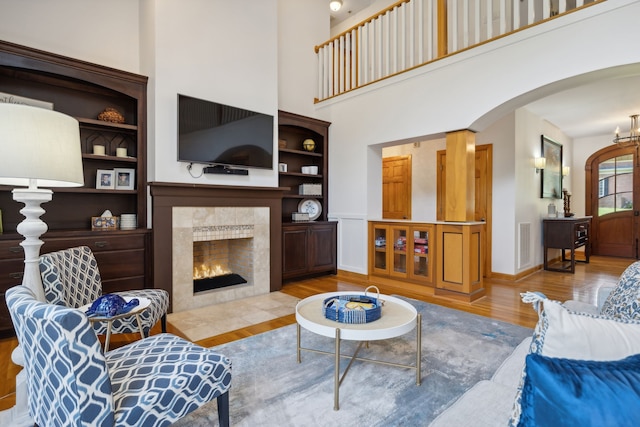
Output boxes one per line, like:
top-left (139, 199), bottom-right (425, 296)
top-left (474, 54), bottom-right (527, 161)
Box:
top-left (373, 226), bottom-right (387, 271)
top-left (411, 229), bottom-right (429, 280)
top-left (392, 227), bottom-right (407, 275)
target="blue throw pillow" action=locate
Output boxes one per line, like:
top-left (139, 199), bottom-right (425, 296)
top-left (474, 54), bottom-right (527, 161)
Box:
top-left (518, 353), bottom-right (640, 427)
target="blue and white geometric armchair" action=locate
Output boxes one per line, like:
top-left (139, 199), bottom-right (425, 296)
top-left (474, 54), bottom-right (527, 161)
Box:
top-left (39, 246), bottom-right (169, 337)
top-left (6, 285), bottom-right (232, 427)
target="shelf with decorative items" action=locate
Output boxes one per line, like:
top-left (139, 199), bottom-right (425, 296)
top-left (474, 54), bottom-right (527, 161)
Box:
top-left (0, 40), bottom-right (151, 337)
top-left (278, 110), bottom-right (329, 223)
top-left (0, 41), bottom-right (147, 233)
top-left (278, 110), bottom-right (336, 281)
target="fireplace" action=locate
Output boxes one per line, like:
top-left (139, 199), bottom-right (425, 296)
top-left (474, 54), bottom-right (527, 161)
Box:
top-left (192, 226), bottom-right (254, 293)
top-left (171, 206), bottom-right (270, 312)
top-left (149, 182), bottom-right (285, 314)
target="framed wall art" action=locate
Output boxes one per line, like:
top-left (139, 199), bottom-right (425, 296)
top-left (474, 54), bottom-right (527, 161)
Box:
top-left (540, 135), bottom-right (563, 199)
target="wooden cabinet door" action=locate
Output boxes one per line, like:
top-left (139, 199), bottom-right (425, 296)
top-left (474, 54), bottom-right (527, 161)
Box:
top-left (390, 226), bottom-right (409, 278)
top-left (309, 223), bottom-right (337, 274)
top-left (370, 223), bottom-right (390, 275)
top-left (409, 225), bottom-right (433, 283)
top-left (282, 227), bottom-right (309, 278)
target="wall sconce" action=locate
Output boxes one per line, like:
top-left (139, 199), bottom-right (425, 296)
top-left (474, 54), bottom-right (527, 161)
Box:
top-left (562, 166), bottom-right (570, 176)
top-left (534, 157), bottom-right (546, 173)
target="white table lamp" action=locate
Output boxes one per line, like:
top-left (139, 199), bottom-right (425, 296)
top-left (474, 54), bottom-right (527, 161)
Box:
top-left (0, 102), bottom-right (84, 426)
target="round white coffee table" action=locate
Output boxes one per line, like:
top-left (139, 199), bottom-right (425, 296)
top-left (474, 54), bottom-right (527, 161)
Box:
top-left (79, 296), bottom-right (150, 352)
top-left (295, 291), bottom-right (421, 410)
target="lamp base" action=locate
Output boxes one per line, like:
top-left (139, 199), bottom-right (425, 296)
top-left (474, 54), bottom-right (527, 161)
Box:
top-left (0, 186), bottom-right (54, 426)
top-left (12, 187), bottom-right (52, 301)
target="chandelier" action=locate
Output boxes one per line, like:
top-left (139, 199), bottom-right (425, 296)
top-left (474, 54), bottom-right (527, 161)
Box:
top-left (613, 114), bottom-right (640, 146)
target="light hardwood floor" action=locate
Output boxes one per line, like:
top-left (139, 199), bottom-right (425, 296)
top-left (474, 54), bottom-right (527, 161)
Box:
top-left (0, 255), bottom-right (632, 411)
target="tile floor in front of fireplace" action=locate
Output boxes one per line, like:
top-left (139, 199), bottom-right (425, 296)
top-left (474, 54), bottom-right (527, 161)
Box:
top-left (167, 291), bottom-right (300, 342)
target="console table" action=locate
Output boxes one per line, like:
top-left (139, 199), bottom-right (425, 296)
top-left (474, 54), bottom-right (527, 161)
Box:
top-left (543, 217), bottom-right (591, 273)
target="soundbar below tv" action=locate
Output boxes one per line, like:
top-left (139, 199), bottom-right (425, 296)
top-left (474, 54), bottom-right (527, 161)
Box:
top-left (177, 94), bottom-right (274, 170)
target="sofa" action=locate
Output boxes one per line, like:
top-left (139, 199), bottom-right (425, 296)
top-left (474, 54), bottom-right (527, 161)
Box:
top-left (430, 261), bottom-right (640, 427)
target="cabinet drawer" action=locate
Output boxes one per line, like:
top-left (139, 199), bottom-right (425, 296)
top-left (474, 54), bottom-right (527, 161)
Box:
top-left (42, 235), bottom-right (146, 254)
top-left (95, 249), bottom-right (145, 280)
top-left (0, 259), bottom-right (25, 288)
top-left (0, 241), bottom-right (25, 261)
top-left (0, 297), bottom-right (12, 338)
top-left (103, 276), bottom-right (145, 293)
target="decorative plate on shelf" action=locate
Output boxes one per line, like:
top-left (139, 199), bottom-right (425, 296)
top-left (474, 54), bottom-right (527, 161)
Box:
top-left (298, 198), bottom-right (322, 221)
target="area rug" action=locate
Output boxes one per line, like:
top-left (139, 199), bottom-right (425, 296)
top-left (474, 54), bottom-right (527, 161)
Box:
top-left (172, 297), bottom-right (532, 427)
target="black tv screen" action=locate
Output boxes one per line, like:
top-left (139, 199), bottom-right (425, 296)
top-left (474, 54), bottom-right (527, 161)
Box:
top-left (177, 94), bottom-right (274, 169)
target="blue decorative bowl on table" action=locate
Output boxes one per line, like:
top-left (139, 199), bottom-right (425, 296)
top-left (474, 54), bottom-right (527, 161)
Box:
top-left (322, 286), bottom-right (382, 324)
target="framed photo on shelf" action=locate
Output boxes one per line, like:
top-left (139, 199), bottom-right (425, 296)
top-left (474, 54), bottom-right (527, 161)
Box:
top-left (540, 135), bottom-right (563, 199)
top-left (115, 168), bottom-right (135, 190)
top-left (96, 169), bottom-right (115, 190)
top-left (0, 91), bottom-right (53, 110)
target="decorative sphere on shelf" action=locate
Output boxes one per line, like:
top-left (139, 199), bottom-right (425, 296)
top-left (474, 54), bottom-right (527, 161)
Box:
top-left (302, 138), bottom-right (316, 152)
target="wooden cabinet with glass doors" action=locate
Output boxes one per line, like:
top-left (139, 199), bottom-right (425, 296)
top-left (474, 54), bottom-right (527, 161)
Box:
top-left (369, 221), bottom-right (434, 286)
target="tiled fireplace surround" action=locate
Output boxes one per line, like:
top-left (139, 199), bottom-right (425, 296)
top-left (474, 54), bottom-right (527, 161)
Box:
top-left (150, 182), bottom-right (285, 313)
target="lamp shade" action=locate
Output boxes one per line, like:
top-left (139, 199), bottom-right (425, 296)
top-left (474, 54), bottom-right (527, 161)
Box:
top-left (0, 103), bottom-right (84, 187)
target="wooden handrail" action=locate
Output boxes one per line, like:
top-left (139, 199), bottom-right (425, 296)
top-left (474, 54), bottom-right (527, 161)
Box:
top-left (315, 0), bottom-right (411, 53)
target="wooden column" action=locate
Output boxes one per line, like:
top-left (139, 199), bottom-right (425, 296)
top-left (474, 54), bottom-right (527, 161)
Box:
top-left (445, 130), bottom-right (476, 221)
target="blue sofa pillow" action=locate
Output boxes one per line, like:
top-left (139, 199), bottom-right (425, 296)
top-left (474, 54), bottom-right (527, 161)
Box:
top-left (518, 352), bottom-right (640, 427)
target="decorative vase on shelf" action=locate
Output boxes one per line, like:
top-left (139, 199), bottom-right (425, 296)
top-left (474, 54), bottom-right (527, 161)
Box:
top-left (302, 138), bottom-right (316, 152)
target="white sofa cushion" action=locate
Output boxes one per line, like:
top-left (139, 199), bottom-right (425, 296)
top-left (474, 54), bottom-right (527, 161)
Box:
top-left (529, 295), bottom-right (640, 360)
top-left (429, 380), bottom-right (518, 427)
top-left (428, 337), bottom-right (531, 427)
top-left (491, 337), bottom-right (531, 389)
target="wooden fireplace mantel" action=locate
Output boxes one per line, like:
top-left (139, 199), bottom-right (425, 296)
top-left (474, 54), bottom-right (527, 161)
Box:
top-left (149, 182), bottom-right (288, 312)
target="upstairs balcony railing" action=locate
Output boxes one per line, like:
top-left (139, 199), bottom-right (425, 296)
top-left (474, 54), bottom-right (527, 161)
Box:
top-left (315, 0), bottom-right (604, 102)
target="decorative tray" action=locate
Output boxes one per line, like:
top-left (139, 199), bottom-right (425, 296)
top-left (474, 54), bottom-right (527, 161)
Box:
top-left (323, 286), bottom-right (383, 324)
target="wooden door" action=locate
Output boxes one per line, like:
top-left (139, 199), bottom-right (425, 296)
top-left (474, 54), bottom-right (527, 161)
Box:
top-left (586, 145), bottom-right (639, 258)
top-left (437, 145), bottom-right (493, 276)
top-left (383, 155), bottom-right (412, 219)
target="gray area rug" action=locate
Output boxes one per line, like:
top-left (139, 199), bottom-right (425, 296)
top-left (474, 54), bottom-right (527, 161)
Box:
top-left (172, 297), bottom-right (532, 426)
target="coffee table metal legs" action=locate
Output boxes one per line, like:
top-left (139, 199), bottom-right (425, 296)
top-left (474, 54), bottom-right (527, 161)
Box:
top-left (297, 313), bottom-right (422, 410)
top-left (334, 328), bottom-right (340, 410)
top-left (416, 313), bottom-right (421, 386)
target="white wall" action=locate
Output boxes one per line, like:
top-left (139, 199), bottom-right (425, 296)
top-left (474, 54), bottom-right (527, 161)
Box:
top-left (278, 0), bottom-right (330, 118)
top-left (0, 0), bottom-right (140, 73)
top-left (145, 0), bottom-right (279, 188)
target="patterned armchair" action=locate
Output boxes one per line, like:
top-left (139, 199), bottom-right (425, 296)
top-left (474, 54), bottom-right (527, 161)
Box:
top-left (6, 285), bottom-right (232, 427)
top-left (39, 246), bottom-right (169, 336)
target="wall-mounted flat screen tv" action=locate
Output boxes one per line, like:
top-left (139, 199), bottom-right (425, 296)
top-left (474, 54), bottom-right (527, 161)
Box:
top-left (177, 94), bottom-right (274, 169)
